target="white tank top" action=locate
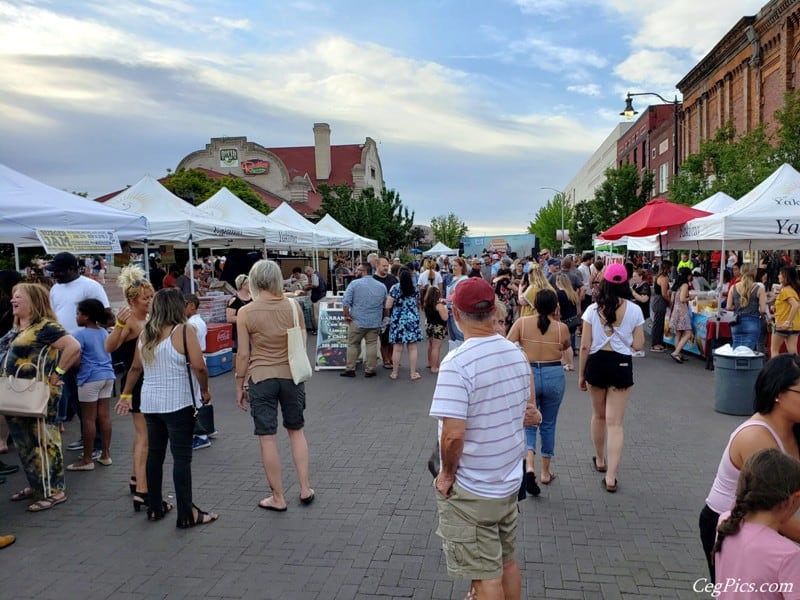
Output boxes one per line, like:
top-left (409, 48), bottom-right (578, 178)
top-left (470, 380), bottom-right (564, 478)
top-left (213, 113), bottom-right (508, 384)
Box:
top-left (140, 325), bottom-right (199, 414)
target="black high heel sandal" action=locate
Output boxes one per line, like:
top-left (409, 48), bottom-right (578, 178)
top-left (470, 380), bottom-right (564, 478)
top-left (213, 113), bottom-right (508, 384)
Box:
top-left (129, 476), bottom-right (137, 495)
top-left (176, 503), bottom-right (219, 529)
top-left (147, 501), bottom-right (173, 521)
top-left (132, 492), bottom-right (149, 513)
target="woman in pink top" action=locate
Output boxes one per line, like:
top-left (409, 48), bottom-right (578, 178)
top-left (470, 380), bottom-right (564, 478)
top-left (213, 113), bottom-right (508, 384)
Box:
top-left (713, 448), bottom-right (800, 599)
top-left (699, 354), bottom-right (800, 582)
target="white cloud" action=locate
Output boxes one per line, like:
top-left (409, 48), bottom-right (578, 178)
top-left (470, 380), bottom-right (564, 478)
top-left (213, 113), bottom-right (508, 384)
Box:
top-left (508, 36), bottom-right (607, 72)
top-left (513, 0), bottom-right (597, 16)
top-left (567, 83), bottom-right (601, 96)
top-left (613, 49), bottom-right (686, 95)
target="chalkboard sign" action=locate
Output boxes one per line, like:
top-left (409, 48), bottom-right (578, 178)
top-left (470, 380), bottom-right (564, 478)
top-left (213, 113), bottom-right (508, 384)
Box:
top-left (315, 303), bottom-right (348, 369)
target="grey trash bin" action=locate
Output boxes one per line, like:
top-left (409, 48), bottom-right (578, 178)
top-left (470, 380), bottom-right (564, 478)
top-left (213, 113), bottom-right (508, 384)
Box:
top-left (713, 351), bottom-right (765, 415)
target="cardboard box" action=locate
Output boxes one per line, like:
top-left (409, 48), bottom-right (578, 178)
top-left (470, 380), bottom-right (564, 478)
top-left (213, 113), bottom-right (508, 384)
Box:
top-left (204, 348), bottom-right (233, 377)
top-left (205, 323), bottom-right (233, 353)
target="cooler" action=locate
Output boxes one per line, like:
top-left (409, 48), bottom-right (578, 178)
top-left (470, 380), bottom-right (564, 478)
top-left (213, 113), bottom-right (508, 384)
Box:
top-left (205, 323), bottom-right (233, 353)
top-left (205, 348), bottom-right (233, 377)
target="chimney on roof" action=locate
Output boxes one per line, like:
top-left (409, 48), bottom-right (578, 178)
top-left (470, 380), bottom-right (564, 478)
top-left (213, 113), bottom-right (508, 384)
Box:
top-left (313, 122), bottom-right (331, 181)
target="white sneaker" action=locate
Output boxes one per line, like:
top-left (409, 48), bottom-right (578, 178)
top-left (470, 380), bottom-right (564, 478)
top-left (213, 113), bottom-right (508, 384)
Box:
top-left (632, 350), bottom-right (646, 357)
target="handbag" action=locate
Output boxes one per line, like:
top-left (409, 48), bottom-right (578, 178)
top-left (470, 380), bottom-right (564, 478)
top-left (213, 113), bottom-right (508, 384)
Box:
top-left (0, 345), bottom-right (50, 418)
top-left (182, 324), bottom-right (200, 418)
top-left (563, 315), bottom-right (581, 332)
top-left (287, 299), bottom-right (312, 385)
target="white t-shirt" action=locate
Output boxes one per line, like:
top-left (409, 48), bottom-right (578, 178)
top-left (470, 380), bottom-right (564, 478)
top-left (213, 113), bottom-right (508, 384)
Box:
top-left (49, 276), bottom-right (110, 334)
top-left (577, 263), bottom-right (591, 289)
top-left (188, 314), bottom-right (207, 352)
top-left (417, 270), bottom-right (442, 289)
top-left (582, 300), bottom-right (644, 355)
top-left (429, 334), bottom-right (530, 498)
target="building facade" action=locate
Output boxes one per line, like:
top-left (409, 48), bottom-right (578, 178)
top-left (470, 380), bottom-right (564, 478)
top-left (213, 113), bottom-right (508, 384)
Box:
top-left (563, 122), bottom-right (633, 206)
top-left (677, 0), bottom-right (800, 157)
top-left (174, 123), bottom-right (384, 216)
top-left (617, 104), bottom-right (677, 196)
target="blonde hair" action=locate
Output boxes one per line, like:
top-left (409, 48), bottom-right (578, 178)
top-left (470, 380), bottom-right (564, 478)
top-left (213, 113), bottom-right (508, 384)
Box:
top-left (738, 263), bottom-right (757, 307)
top-left (117, 264), bottom-right (154, 305)
top-left (556, 273), bottom-right (580, 307)
top-left (140, 288), bottom-right (186, 364)
top-left (234, 274), bottom-right (249, 290)
top-left (12, 283), bottom-right (57, 327)
top-left (524, 264), bottom-right (553, 305)
top-left (248, 260), bottom-right (283, 297)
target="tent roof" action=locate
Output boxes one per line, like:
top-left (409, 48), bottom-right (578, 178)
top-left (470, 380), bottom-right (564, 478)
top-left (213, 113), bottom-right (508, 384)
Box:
top-left (0, 163), bottom-right (149, 246)
top-left (104, 175), bottom-right (265, 244)
top-left (693, 191), bottom-right (735, 214)
top-left (423, 241), bottom-right (458, 256)
top-left (262, 202), bottom-right (351, 248)
top-left (667, 163), bottom-right (800, 249)
top-left (316, 214), bottom-right (378, 250)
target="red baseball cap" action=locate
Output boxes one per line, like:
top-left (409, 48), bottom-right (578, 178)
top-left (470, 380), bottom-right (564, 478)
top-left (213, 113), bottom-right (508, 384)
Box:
top-left (454, 277), bottom-right (496, 314)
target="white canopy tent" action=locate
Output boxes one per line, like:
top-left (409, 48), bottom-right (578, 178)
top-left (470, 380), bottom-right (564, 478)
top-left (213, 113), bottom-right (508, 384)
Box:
top-left (316, 214), bottom-right (378, 250)
top-left (262, 202), bottom-right (351, 249)
top-left (423, 241), bottom-right (458, 256)
top-left (666, 163), bottom-right (800, 250)
top-left (0, 163), bottom-right (149, 248)
top-left (692, 191), bottom-right (736, 214)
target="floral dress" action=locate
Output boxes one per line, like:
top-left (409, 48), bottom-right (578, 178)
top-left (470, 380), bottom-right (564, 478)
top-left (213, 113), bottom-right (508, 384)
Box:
top-left (670, 284), bottom-right (692, 332)
top-left (388, 285), bottom-right (423, 344)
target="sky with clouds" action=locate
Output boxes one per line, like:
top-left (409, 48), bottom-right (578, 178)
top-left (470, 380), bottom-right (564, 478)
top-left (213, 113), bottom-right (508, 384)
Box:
top-left (0, 0), bottom-right (760, 237)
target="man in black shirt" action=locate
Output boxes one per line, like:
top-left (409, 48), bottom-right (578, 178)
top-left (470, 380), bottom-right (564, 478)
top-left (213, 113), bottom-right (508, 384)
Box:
top-left (373, 257), bottom-right (398, 369)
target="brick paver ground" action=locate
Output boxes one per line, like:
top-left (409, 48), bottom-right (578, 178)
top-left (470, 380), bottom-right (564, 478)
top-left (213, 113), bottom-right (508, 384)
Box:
top-left (1, 299), bottom-right (742, 598)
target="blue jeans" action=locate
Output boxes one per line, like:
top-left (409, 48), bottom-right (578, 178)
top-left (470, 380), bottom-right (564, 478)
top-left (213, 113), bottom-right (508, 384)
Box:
top-left (731, 314), bottom-right (760, 350)
top-left (525, 364), bottom-right (565, 457)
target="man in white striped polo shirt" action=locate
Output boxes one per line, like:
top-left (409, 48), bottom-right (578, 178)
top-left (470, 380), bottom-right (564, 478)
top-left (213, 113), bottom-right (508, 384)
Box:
top-left (430, 277), bottom-right (540, 599)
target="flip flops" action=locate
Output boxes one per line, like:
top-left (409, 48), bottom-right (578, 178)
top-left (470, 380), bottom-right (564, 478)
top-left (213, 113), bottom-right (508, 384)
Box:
top-left (258, 497), bottom-right (287, 512)
top-left (540, 473), bottom-right (557, 485)
top-left (27, 494), bottom-right (67, 512)
top-left (10, 488), bottom-right (36, 502)
top-left (300, 490), bottom-right (315, 505)
top-left (592, 457), bottom-right (607, 473)
top-left (601, 478), bottom-right (618, 493)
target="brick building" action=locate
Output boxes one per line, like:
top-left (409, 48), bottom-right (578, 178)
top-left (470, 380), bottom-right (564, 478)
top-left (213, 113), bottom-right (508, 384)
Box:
top-left (616, 104), bottom-right (676, 195)
top-left (677, 0), bottom-right (800, 157)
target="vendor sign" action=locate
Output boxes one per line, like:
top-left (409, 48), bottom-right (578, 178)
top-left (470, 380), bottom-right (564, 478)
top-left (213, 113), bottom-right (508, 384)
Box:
top-left (36, 229), bottom-right (122, 254)
top-left (315, 302), bottom-right (348, 369)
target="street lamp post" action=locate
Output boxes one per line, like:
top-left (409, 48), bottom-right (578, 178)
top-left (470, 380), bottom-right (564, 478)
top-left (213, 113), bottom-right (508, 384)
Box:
top-left (621, 92), bottom-right (680, 177)
top-left (541, 186), bottom-right (566, 257)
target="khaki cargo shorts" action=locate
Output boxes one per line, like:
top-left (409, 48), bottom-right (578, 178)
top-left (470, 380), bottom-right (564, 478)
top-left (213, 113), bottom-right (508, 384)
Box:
top-left (435, 482), bottom-right (518, 580)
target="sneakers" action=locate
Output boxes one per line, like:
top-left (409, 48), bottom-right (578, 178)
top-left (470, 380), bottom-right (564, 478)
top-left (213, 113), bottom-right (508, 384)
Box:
top-left (192, 436), bottom-right (211, 450)
top-left (632, 350), bottom-right (646, 357)
top-left (66, 439), bottom-right (83, 451)
top-left (207, 430), bottom-right (219, 439)
top-left (91, 449), bottom-right (102, 461)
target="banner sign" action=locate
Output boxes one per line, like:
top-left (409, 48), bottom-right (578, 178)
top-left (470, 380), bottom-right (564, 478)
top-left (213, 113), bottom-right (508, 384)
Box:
top-left (461, 234), bottom-right (536, 259)
top-left (36, 230), bottom-right (122, 254)
top-left (220, 149), bottom-right (239, 168)
top-left (314, 302), bottom-right (348, 370)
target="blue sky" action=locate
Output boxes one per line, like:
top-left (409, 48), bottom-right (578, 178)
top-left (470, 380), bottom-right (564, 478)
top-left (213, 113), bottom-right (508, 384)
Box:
top-left (0, 0), bottom-right (758, 236)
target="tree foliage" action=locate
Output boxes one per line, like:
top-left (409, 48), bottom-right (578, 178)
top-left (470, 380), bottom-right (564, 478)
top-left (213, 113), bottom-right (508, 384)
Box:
top-left (430, 213), bottom-right (468, 249)
top-left (162, 168), bottom-right (271, 215)
top-left (316, 184), bottom-right (416, 252)
top-left (528, 192), bottom-right (573, 254)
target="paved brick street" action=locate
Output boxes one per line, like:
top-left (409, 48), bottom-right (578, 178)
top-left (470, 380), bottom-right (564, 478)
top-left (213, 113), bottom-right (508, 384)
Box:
top-left (1, 328), bottom-right (742, 599)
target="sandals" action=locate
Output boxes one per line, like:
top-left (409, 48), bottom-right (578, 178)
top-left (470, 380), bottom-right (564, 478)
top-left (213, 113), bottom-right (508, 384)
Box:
top-left (177, 504), bottom-right (219, 528)
top-left (147, 501), bottom-right (174, 521)
top-left (670, 353), bottom-right (685, 364)
top-left (300, 489), bottom-right (315, 506)
top-left (601, 477), bottom-right (618, 493)
top-left (258, 496), bottom-right (288, 512)
top-left (10, 487), bottom-right (36, 502)
top-left (540, 473), bottom-right (557, 485)
top-left (592, 456), bottom-right (607, 473)
top-left (411, 372), bottom-right (422, 381)
top-left (27, 494), bottom-right (67, 512)
top-left (129, 476), bottom-right (137, 494)
top-left (389, 372), bottom-right (398, 380)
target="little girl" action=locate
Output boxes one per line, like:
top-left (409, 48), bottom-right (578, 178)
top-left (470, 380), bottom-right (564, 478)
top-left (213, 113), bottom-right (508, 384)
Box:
top-left (713, 448), bottom-right (800, 598)
top-left (66, 299), bottom-right (115, 471)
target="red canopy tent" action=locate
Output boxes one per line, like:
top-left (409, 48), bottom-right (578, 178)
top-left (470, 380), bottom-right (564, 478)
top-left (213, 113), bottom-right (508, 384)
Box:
top-left (599, 198), bottom-right (711, 240)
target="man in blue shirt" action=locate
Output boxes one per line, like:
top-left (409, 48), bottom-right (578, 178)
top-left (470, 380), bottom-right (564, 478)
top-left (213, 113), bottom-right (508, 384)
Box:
top-left (341, 264), bottom-right (387, 378)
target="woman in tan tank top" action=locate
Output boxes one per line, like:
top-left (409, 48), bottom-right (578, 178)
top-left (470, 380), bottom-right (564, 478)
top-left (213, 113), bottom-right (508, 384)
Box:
top-left (507, 289), bottom-right (570, 495)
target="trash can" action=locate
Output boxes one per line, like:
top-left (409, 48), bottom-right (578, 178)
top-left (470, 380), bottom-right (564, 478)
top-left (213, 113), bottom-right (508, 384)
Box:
top-left (713, 351), bottom-right (765, 415)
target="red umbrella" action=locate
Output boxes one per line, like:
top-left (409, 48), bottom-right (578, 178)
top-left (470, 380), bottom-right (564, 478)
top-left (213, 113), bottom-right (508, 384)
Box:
top-left (599, 198), bottom-right (711, 240)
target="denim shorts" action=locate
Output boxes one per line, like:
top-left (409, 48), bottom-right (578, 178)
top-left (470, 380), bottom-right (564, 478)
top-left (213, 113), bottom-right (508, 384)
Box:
top-left (248, 377), bottom-right (306, 436)
top-left (584, 350), bottom-right (633, 389)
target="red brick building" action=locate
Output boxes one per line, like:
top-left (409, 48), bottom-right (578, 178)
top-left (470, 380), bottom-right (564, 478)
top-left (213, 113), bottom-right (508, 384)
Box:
top-left (616, 104), bottom-right (676, 195)
top-left (677, 0), bottom-right (800, 157)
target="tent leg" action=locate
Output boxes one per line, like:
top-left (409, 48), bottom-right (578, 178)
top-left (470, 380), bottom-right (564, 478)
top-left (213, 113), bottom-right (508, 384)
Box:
top-left (143, 241), bottom-right (150, 280)
top-left (14, 246), bottom-right (19, 272)
top-left (189, 236), bottom-right (195, 293)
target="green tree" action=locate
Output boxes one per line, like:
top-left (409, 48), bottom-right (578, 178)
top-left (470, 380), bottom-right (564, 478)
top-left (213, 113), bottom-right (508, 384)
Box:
top-left (592, 163), bottom-right (654, 231)
top-left (774, 89), bottom-right (800, 169)
top-left (430, 213), bottom-right (468, 249)
top-left (317, 184), bottom-right (415, 252)
top-left (528, 192), bottom-right (573, 254)
top-left (162, 168), bottom-right (270, 214)
top-left (571, 199), bottom-right (600, 254)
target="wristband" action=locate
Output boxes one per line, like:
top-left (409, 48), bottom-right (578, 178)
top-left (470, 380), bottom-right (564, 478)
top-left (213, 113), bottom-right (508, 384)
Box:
top-left (55, 366), bottom-right (66, 376)
top-left (115, 321), bottom-right (126, 328)
top-left (120, 394), bottom-right (133, 400)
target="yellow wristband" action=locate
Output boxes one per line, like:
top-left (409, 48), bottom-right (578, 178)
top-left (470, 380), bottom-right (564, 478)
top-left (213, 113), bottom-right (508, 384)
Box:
top-left (119, 394), bottom-right (133, 400)
top-left (55, 366), bottom-right (66, 375)
top-left (115, 321), bottom-right (126, 328)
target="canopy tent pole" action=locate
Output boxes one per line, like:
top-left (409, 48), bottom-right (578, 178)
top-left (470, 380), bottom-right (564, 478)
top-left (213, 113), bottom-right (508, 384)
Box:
top-left (143, 240), bottom-right (150, 280)
top-left (14, 245), bottom-right (19, 272)
top-left (189, 234), bottom-right (195, 294)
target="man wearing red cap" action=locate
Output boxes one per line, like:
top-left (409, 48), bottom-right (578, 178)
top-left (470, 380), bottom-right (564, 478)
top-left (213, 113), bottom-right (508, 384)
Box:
top-left (430, 277), bottom-right (540, 599)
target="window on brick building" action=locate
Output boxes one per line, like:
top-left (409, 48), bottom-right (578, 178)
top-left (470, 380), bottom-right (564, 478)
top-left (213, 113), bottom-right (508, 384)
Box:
top-left (659, 163), bottom-right (669, 194)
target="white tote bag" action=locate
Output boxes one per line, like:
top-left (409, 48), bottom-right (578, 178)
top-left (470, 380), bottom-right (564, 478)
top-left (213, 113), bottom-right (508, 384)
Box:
top-left (287, 299), bottom-right (312, 385)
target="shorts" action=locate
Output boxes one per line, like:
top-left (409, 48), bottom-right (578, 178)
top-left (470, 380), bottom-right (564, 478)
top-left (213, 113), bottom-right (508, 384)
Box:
top-left (78, 379), bottom-right (114, 403)
top-left (249, 377), bottom-right (306, 436)
top-left (773, 328), bottom-right (800, 337)
top-left (425, 322), bottom-right (447, 340)
top-left (435, 482), bottom-right (518, 580)
top-left (584, 350), bottom-right (634, 389)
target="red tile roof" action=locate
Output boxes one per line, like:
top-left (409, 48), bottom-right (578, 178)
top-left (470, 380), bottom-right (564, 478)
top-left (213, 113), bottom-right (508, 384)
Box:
top-left (94, 143), bottom-right (365, 218)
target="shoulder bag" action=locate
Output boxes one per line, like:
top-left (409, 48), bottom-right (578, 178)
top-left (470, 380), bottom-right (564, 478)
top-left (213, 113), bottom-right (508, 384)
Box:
top-left (287, 299), bottom-right (312, 385)
top-left (0, 344), bottom-right (50, 418)
top-left (183, 324), bottom-right (215, 435)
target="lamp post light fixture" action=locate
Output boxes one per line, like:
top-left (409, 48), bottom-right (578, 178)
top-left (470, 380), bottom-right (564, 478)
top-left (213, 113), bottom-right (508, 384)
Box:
top-left (621, 91), bottom-right (680, 177)
top-left (541, 186), bottom-right (567, 257)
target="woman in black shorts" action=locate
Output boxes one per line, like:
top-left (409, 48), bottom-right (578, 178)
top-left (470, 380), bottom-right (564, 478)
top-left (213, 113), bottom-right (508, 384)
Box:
top-left (578, 263), bottom-right (645, 493)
